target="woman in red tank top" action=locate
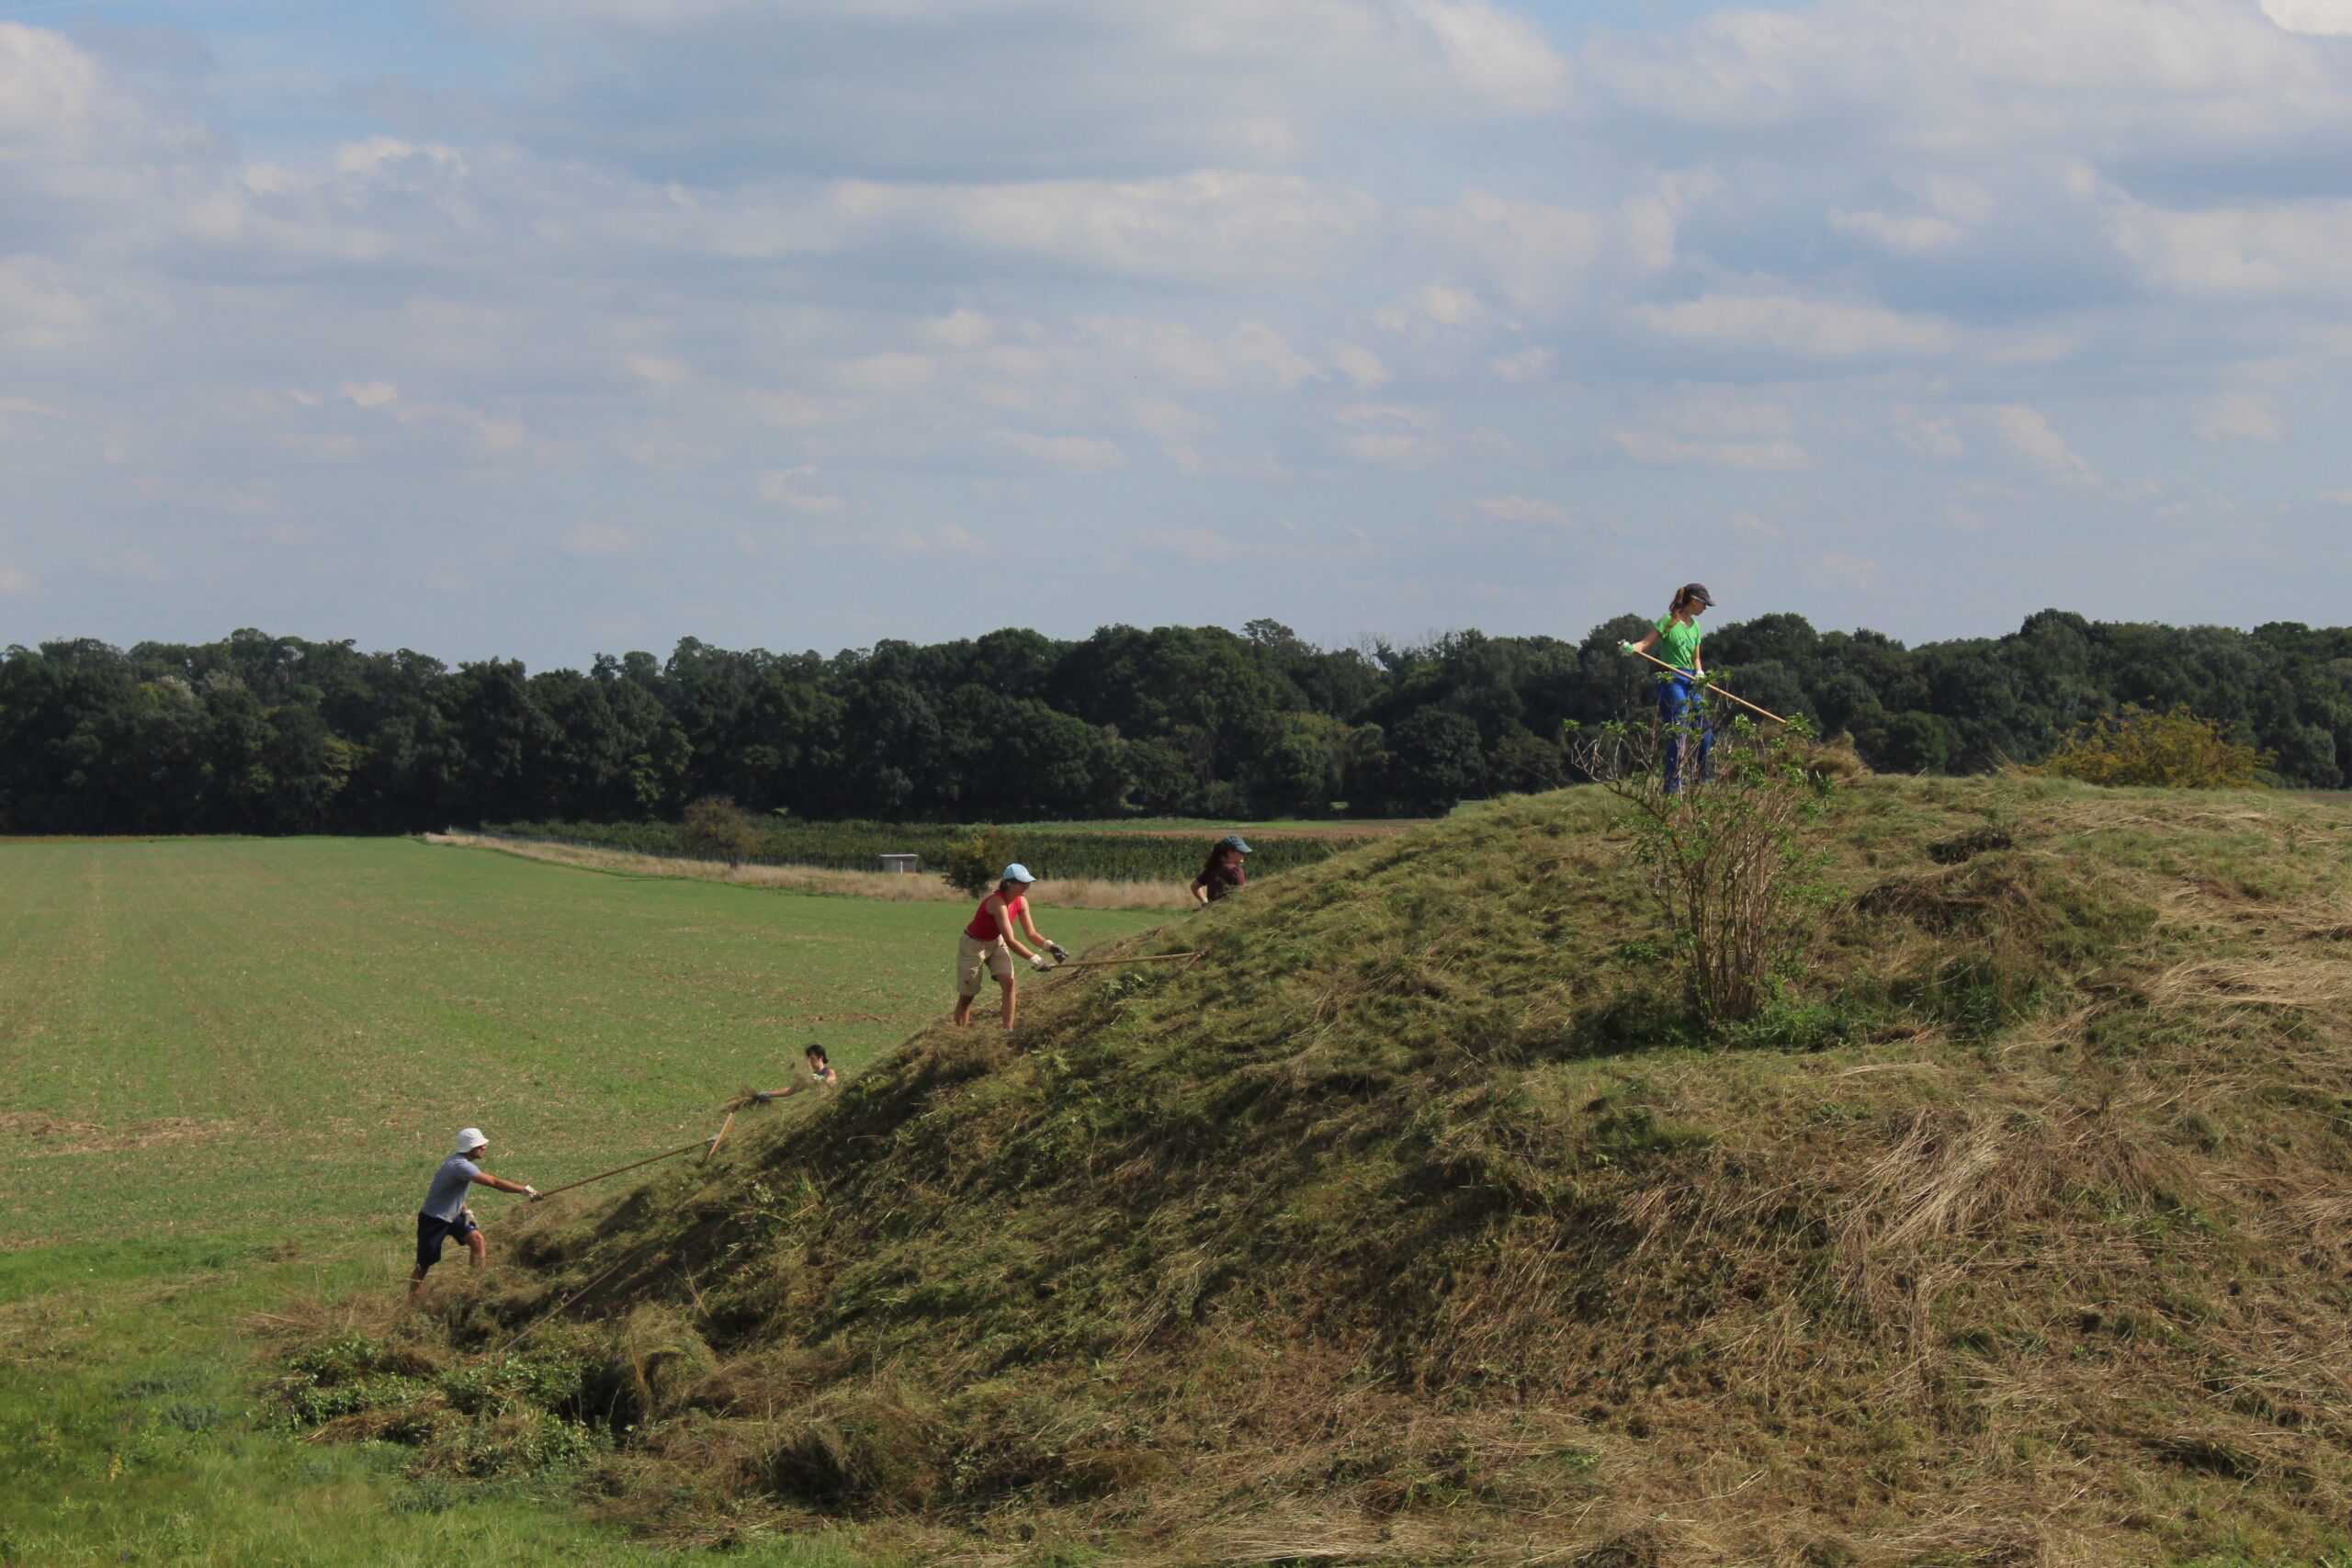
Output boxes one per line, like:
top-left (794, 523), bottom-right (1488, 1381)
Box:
top-left (953, 862), bottom-right (1067, 1031)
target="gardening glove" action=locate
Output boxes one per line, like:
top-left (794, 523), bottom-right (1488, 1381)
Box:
top-left (1029, 954), bottom-right (1053, 973)
top-left (521, 1188), bottom-right (537, 1201)
top-left (1618, 640), bottom-right (1634, 654)
top-left (753, 1090), bottom-right (777, 1104)
top-left (1046, 942), bottom-right (1069, 962)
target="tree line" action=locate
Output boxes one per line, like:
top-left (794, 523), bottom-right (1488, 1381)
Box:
top-left (3, 611), bottom-right (2346, 835)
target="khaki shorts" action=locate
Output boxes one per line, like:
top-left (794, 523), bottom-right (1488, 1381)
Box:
top-left (956, 932), bottom-right (1015, 998)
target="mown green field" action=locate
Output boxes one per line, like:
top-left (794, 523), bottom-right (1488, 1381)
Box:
top-left (0, 837), bottom-right (1167, 1565)
top-left (0, 838), bottom-right (1167, 1251)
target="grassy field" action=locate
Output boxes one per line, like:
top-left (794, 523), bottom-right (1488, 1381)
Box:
top-left (0, 836), bottom-right (1166, 1563)
top-left (0, 837), bottom-right (1167, 1251)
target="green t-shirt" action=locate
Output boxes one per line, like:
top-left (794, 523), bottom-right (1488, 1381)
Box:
top-left (1653, 615), bottom-right (1702, 676)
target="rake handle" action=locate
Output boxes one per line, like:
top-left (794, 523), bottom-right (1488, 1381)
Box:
top-left (529, 1137), bottom-right (709, 1201)
top-left (1050, 951), bottom-right (1204, 970)
top-left (1625, 647), bottom-right (1788, 726)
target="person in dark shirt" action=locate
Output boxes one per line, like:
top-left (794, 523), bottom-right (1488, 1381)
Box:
top-left (1190, 834), bottom-right (1250, 907)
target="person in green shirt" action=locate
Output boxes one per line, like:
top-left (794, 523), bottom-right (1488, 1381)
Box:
top-left (1621, 582), bottom-right (1715, 794)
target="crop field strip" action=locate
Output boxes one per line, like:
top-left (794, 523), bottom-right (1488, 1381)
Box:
top-left (0, 838), bottom-right (1165, 1250)
top-left (482, 814), bottom-right (1396, 881)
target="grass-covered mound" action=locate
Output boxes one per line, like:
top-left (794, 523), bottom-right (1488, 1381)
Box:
top-left (290, 777), bottom-right (2352, 1564)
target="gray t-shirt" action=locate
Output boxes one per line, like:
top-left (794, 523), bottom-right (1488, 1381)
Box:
top-left (421, 1155), bottom-right (480, 1221)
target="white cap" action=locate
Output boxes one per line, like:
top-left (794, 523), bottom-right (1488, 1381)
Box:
top-left (454, 1127), bottom-right (487, 1155)
top-left (1001, 863), bottom-right (1035, 885)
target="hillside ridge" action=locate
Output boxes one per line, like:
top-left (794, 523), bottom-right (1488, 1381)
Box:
top-left (293, 778), bottom-right (2352, 1565)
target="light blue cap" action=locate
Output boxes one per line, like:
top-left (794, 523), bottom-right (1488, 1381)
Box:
top-left (1001, 863), bottom-right (1035, 884)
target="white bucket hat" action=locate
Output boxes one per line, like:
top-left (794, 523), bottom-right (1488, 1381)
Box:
top-left (454, 1127), bottom-right (488, 1155)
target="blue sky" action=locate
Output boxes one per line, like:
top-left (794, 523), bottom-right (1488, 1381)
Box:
top-left (5, 0), bottom-right (2352, 667)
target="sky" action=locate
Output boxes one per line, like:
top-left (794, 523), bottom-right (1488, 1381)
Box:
top-left (5, 0), bottom-right (2352, 670)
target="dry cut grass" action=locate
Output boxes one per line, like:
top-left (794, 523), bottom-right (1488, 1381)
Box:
top-left (296, 780), bottom-right (2352, 1566)
top-left (425, 832), bottom-right (1195, 910)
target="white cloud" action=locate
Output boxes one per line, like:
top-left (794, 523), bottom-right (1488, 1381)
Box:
top-left (563, 522), bottom-right (635, 554)
top-left (1332, 343), bottom-right (1391, 389)
top-left (1473, 494), bottom-right (1569, 527)
top-left (1342, 431), bottom-right (1442, 467)
top-left (2109, 195), bottom-right (2352, 299)
top-left (1400, 0), bottom-right (1569, 114)
top-left (625, 354), bottom-right (690, 386)
top-left (832, 352), bottom-right (937, 392)
top-left (995, 430), bottom-right (1126, 469)
top-left (1630, 294), bottom-right (1957, 358)
top-left (1378, 283), bottom-right (1485, 332)
top-left (1612, 389), bottom-right (1811, 470)
top-left (1087, 319), bottom-right (1320, 390)
top-left (2196, 391), bottom-right (2283, 444)
top-left (925, 308), bottom-right (995, 349)
top-left (1812, 552), bottom-right (1880, 592)
top-left (2263, 0), bottom-right (2352, 36)
top-left (1893, 407), bottom-right (1964, 460)
top-left (1830, 209), bottom-right (1963, 254)
top-left (1991, 403), bottom-right (2098, 484)
top-left (757, 468), bottom-right (847, 513)
top-left (1730, 510), bottom-right (1781, 539)
top-left (1133, 400), bottom-right (1213, 471)
top-left (98, 548), bottom-right (166, 582)
top-left (0, 258), bottom-right (95, 348)
top-left (0, 564), bottom-right (30, 594)
top-left (882, 523), bottom-right (982, 557)
top-left (750, 389), bottom-right (838, 428)
top-left (1154, 525), bottom-right (1251, 565)
top-left (1487, 346), bottom-right (1555, 383)
top-left (1612, 430), bottom-right (1810, 470)
top-left (826, 172), bottom-right (1377, 285)
top-left (1411, 190), bottom-right (1603, 310)
top-left (340, 380), bottom-right (400, 409)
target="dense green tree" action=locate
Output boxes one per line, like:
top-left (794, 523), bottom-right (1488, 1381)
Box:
top-left (5, 608), bottom-right (2349, 836)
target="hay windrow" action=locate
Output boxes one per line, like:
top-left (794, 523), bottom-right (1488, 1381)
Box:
top-left (286, 777), bottom-right (2352, 1563)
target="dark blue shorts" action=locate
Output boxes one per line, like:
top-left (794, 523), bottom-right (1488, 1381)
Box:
top-left (414, 1209), bottom-right (481, 1271)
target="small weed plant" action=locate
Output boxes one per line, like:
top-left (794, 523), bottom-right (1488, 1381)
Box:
top-left (1571, 705), bottom-right (1832, 1027)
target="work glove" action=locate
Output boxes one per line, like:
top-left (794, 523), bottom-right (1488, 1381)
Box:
top-left (753, 1090), bottom-right (777, 1104)
top-left (521, 1187), bottom-right (537, 1201)
top-left (1618, 640), bottom-right (1634, 654)
top-left (1046, 942), bottom-right (1069, 962)
top-left (1029, 954), bottom-right (1053, 973)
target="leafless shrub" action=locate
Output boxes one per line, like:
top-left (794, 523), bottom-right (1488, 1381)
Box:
top-left (1568, 711), bottom-right (1831, 1025)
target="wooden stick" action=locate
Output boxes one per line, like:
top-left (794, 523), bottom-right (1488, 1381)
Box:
top-left (1050, 951), bottom-right (1204, 970)
top-left (1625, 646), bottom-right (1789, 726)
top-left (701, 1110), bottom-right (736, 1165)
top-left (529, 1137), bottom-right (708, 1201)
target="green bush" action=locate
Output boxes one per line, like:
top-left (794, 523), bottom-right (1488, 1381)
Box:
top-left (679, 795), bottom-right (761, 866)
top-left (940, 827), bottom-right (1020, 897)
top-left (2035, 705), bottom-right (2269, 788)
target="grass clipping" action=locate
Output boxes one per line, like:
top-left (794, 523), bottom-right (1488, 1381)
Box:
top-left (309, 777), bottom-right (2352, 1566)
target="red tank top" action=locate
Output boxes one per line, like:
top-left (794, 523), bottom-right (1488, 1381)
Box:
top-left (965, 893), bottom-right (1025, 941)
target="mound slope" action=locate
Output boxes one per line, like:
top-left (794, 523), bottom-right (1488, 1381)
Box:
top-left (323, 779), bottom-right (2352, 1563)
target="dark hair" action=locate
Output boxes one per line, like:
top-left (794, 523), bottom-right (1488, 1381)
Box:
top-left (1196, 842), bottom-right (1238, 884)
top-left (803, 1043), bottom-right (830, 1066)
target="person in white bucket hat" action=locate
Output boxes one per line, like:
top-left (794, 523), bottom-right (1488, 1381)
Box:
top-left (409, 1127), bottom-right (537, 1302)
top-left (952, 862), bottom-right (1067, 1032)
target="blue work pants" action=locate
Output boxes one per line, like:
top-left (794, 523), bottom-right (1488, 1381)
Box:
top-left (1659, 678), bottom-right (1712, 795)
